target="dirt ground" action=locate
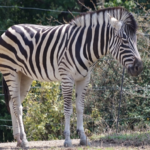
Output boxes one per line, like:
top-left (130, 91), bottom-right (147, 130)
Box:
top-left (0, 139), bottom-right (150, 150)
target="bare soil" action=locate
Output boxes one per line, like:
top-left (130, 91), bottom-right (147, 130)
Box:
top-left (0, 139), bottom-right (150, 150)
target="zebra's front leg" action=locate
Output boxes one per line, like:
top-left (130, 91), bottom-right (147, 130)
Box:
top-left (75, 74), bottom-right (91, 146)
top-left (61, 77), bottom-right (74, 147)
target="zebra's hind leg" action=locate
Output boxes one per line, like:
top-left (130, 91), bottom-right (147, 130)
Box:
top-left (19, 73), bottom-right (33, 147)
top-left (2, 73), bottom-right (20, 146)
top-left (3, 72), bottom-right (32, 148)
top-left (61, 76), bottom-right (74, 147)
top-left (75, 74), bottom-right (91, 146)
top-left (3, 71), bottom-right (23, 147)
top-left (9, 100), bottom-right (21, 146)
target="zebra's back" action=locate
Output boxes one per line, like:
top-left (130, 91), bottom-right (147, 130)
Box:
top-left (0, 24), bottom-right (70, 81)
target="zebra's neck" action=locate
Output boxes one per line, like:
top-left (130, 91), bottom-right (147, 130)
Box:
top-left (69, 24), bottom-right (110, 65)
top-left (70, 11), bottom-right (111, 64)
top-left (86, 24), bottom-right (110, 64)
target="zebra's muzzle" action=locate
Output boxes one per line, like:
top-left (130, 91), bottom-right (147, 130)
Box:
top-left (127, 58), bottom-right (143, 76)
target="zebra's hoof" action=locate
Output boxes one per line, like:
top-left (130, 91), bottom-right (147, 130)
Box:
top-left (64, 140), bottom-right (72, 147)
top-left (16, 142), bottom-right (22, 147)
top-left (21, 140), bottom-right (28, 148)
top-left (80, 139), bottom-right (91, 146)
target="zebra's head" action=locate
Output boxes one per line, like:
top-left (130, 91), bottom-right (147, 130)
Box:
top-left (108, 11), bottom-right (143, 76)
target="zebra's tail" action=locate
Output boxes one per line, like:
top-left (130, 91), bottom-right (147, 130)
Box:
top-left (2, 77), bottom-right (10, 113)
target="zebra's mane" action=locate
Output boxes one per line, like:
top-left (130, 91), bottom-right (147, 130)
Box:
top-left (70, 7), bottom-right (137, 40)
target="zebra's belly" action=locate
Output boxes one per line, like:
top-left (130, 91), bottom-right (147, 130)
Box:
top-left (21, 65), bottom-right (61, 82)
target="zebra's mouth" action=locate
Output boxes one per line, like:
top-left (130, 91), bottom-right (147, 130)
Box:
top-left (127, 59), bottom-right (143, 76)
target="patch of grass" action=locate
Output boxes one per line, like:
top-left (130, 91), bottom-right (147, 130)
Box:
top-left (90, 130), bottom-right (150, 142)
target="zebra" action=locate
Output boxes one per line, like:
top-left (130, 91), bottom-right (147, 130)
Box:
top-left (0, 7), bottom-right (143, 147)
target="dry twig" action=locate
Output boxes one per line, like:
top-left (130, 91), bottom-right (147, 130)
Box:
top-left (90, 0), bottom-right (97, 11)
top-left (78, 0), bottom-right (91, 11)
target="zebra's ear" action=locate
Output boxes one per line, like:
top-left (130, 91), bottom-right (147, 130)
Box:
top-left (107, 13), bottom-right (122, 31)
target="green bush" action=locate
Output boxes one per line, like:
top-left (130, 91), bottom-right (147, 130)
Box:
top-left (23, 81), bottom-right (65, 140)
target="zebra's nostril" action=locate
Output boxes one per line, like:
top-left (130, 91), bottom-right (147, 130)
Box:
top-left (135, 65), bottom-right (138, 71)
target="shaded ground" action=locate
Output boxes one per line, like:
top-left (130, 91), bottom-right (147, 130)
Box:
top-left (0, 139), bottom-right (150, 150)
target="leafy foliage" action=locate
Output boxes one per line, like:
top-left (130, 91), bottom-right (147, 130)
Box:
top-left (0, 0), bottom-right (79, 30)
top-left (104, 0), bottom-right (150, 11)
top-left (23, 81), bottom-right (65, 140)
top-left (104, 0), bottom-right (136, 11)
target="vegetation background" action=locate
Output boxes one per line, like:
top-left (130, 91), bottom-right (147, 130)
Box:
top-left (0, 0), bottom-right (150, 142)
